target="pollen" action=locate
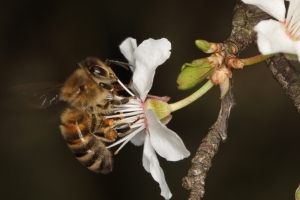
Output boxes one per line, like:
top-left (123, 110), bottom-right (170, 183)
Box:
top-left (104, 79), bottom-right (146, 153)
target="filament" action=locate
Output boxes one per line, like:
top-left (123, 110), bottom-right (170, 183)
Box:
top-left (117, 79), bottom-right (135, 96)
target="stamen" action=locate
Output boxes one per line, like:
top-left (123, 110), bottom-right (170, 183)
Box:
top-left (126, 99), bottom-right (142, 105)
top-left (131, 121), bottom-right (145, 128)
top-left (107, 125), bottom-right (145, 151)
top-left (117, 79), bottom-right (135, 96)
top-left (113, 125), bottom-right (146, 155)
top-left (104, 78), bottom-right (147, 155)
top-left (105, 111), bottom-right (144, 118)
top-left (113, 104), bottom-right (142, 108)
top-left (113, 107), bottom-right (144, 113)
top-left (113, 115), bottom-right (144, 124)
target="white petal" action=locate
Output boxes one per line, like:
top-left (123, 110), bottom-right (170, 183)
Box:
top-left (295, 41), bottom-right (300, 62)
top-left (133, 38), bottom-right (171, 101)
top-left (286, 0), bottom-right (300, 40)
top-left (142, 134), bottom-right (172, 200)
top-left (255, 19), bottom-right (298, 55)
top-left (119, 37), bottom-right (137, 67)
top-left (146, 109), bottom-right (190, 161)
top-left (130, 129), bottom-right (146, 146)
top-left (242, 0), bottom-right (286, 22)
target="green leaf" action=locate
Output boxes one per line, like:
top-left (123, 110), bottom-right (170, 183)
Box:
top-left (177, 58), bottom-right (214, 90)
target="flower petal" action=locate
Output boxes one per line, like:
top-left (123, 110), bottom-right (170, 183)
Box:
top-left (254, 19), bottom-right (298, 56)
top-left (133, 38), bottom-right (171, 101)
top-left (143, 134), bottom-right (172, 200)
top-left (286, 0), bottom-right (300, 40)
top-left (130, 129), bottom-right (146, 146)
top-left (295, 41), bottom-right (300, 62)
top-left (119, 37), bottom-right (137, 67)
top-left (242, 0), bottom-right (286, 22)
top-left (146, 109), bottom-right (190, 161)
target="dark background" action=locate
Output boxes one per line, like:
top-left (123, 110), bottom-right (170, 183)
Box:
top-left (1, 0), bottom-right (299, 200)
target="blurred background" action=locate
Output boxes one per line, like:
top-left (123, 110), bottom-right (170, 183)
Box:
top-left (1, 0), bottom-right (299, 199)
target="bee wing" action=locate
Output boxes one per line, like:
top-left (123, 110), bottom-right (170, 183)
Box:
top-left (12, 82), bottom-right (63, 109)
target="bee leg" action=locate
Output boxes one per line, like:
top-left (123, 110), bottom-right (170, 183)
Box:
top-left (102, 97), bottom-right (132, 109)
top-left (114, 116), bottom-right (140, 138)
top-left (93, 129), bottom-right (117, 143)
top-left (92, 115), bottom-right (117, 142)
top-left (113, 123), bottom-right (132, 138)
top-left (93, 119), bottom-right (131, 141)
top-left (99, 82), bottom-right (113, 91)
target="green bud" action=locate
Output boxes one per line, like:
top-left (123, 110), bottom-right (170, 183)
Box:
top-left (195, 40), bottom-right (224, 53)
top-left (177, 58), bottom-right (214, 90)
top-left (296, 185), bottom-right (300, 200)
top-left (195, 40), bottom-right (210, 52)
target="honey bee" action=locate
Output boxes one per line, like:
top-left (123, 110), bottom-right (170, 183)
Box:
top-left (59, 57), bottom-right (134, 173)
top-left (12, 57), bottom-right (136, 173)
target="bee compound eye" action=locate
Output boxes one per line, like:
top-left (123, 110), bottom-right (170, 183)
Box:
top-left (89, 65), bottom-right (108, 77)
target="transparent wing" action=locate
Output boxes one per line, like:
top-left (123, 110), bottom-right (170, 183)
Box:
top-left (12, 82), bottom-right (63, 109)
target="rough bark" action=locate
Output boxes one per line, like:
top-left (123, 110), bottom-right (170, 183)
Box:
top-left (182, 77), bottom-right (235, 200)
top-left (265, 54), bottom-right (300, 112)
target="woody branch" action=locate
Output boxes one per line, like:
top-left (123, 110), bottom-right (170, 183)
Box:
top-left (182, 0), bottom-right (300, 200)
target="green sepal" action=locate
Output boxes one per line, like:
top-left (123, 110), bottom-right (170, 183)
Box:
top-left (144, 99), bottom-right (171, 120)
top-left (160, 115), bottom-right (172, 125)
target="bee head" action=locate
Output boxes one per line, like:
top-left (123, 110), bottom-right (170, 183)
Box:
top-left (79, 57), bottom-right (118, 84)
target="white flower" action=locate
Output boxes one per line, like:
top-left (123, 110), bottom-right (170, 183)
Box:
top-left (107, 38), bottom-right (190, 199)
top-left (242, 0), bottom-right (300, 61)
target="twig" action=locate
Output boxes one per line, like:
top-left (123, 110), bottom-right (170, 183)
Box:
top-left (182, 75), bottom-right (236, 200)
top-left (182, 1), bottom-right (269, 199)
top-left (265, 54), bottom-right (300, 113)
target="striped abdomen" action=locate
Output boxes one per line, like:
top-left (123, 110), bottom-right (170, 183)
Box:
top-left (60, 108), bottom-right (112, 173)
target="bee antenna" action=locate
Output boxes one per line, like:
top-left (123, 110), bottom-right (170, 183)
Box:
top-left (105, 59), bottom-right (131, 70)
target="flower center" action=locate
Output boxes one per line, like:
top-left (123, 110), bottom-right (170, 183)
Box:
top-left (105, 80), bottom-right (146, 154)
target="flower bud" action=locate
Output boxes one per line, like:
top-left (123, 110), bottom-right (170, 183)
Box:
top-left (177, 58), bottom-right (214, 90)
top-left (195, 40), bottom-right (224, 53)
top-left (296, 184), bottom-right (300, 200)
